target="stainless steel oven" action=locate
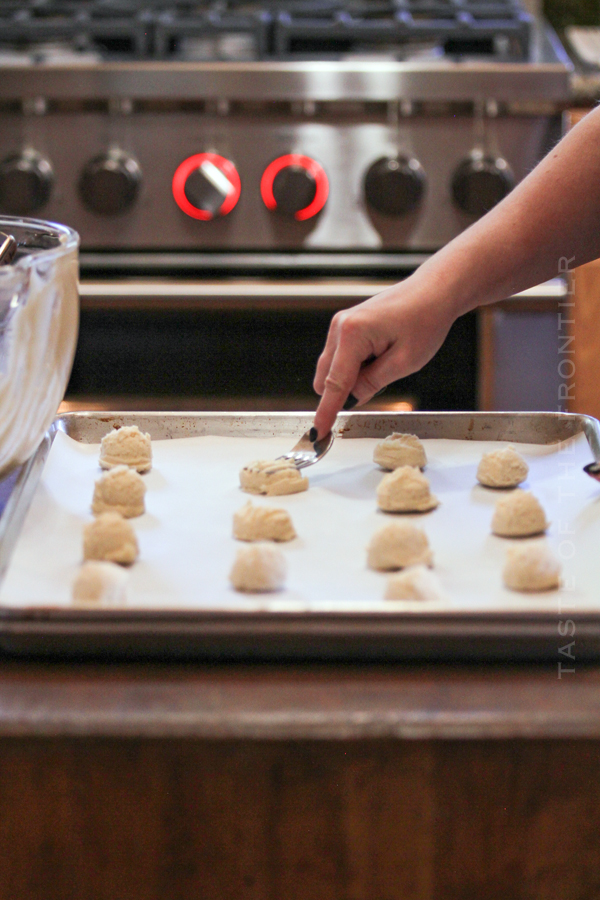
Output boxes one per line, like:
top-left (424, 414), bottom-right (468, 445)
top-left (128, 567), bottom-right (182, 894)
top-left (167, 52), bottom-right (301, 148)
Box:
top-left (0, 0), bottom-right (572, 413)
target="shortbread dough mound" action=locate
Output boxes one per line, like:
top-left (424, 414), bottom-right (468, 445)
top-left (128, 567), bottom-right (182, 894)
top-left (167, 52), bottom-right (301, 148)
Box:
top-left (503, 542), bottom-right (561, 592)
top-left (229, 543), bottom-right (287, 592)
top-left (492, 489), bottom-right (548, 538)
top-left (367, 521), bottom-right (433, 571)
top-left (373, 433), bottom-right (427, 470)
top-left (83, 512), bottom-right (139, 565)
top-left (99, 425), bottom-right (152, 473)
top-left (233, 501), bottom-right (296, 542)
top-left (385, 565), bottom-right (446, 601)
top-left (477, 445), bottom-right (528, 488)
top-left (240, 459), bottom-right (308, 496)
top-left (376, 466), bottom-right (438, 513)
top-left (72, 561), bottom-right (128, 605)
top-left (92, 465), bottom-right (146, 518)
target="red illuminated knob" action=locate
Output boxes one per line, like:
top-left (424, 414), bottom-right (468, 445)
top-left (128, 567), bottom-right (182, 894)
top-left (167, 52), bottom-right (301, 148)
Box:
top-left (260, 154), bottom-right (328, 221)
top-left (172, 153), bottom-right (241, 221)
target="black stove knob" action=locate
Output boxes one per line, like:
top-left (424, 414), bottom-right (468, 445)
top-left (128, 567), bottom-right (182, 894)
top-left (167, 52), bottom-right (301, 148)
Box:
top-left (0, 150), bottom-right (53, 215)
top-left (172, 153), bottom-right (241, 221)
top-left (261, 154), bottom-right (328, 221)
top-left (452, 153), bottom-right (514, 217)
top-left (364, 155), bottom-right (425, 216)
top-left (79, 150), bottom-right (141, 216)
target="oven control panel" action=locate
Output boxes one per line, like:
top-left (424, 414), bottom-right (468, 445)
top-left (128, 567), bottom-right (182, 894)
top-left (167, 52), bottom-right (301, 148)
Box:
top-left (0, 112), bottom-right (558, 251)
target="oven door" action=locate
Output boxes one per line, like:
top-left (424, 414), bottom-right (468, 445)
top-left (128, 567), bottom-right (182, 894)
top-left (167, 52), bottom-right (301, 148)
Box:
top-left (67, 253), bottom-right (566, 414)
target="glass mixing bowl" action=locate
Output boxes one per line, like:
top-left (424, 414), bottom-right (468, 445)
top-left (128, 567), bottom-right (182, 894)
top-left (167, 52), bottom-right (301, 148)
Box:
top-left (0, 217), bottom-right (79, 474)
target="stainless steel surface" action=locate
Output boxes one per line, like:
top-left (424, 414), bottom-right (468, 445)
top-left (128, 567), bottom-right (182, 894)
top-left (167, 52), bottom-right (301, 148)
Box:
top-left (0, 232), bottom-right (16, 265)
top-left (49, 409), bottom-right (599, 443)
top-left (77, 276), bottom-right (567, 311)
top-left (0, 0), bottom-right (571, 259)
top-left (277, 428), bottom-right (334, 469)
top-left (0, 46), bottom-right (571, 103)
top-left (0, 410), bottom-right (599, 662)
top-left (78, 251), bottom-right (432, 273)
top-left (0, 110), bottom-right (561, 251)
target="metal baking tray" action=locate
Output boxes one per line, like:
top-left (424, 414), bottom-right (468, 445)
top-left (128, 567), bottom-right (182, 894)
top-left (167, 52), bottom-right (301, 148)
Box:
top-left (1, 410), bottom-right (599, 662)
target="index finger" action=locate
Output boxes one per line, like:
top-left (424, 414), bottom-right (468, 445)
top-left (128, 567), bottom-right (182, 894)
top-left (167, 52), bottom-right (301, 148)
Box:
top-left (313, 339), bottom-right (365, 438)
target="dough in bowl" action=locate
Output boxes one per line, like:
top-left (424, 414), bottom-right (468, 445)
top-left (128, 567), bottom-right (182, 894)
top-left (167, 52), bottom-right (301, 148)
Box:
top-left (385, 565), bottom-right (446, 601)
top-left (72, 561), bottom-right (128, 605)
top-left (83, 512), bottom-right (139, 565)
top-left (367, 521), bottom-right (433, 571)
top-left (229, 543), bottom-right (287, 592)
top-left (240, 459), bottom-right (308, 496)
top-left (92, 465), bottom-right (146, 518)
top-left (376, 466), bottom-right (438, 513)
top-left (99, 425), bottom-right (152, 473)
top-left (477, 445), bottom-right (528, 488)
top-left (373, 432), bottom-right (427, 470)
top-left (503, 541), bottom-right (561, 592)
top-left (233, 501), bottom-right (296, 542)
top-left (492, 489), bottom-right (548, 537)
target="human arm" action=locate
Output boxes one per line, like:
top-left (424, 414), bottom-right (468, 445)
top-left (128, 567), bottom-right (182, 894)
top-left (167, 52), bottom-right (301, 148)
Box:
top-left (313, 105), bottom-right (600, 438)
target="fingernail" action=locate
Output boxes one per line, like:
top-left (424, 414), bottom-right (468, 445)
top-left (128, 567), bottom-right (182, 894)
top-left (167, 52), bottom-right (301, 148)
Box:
top-left (308, 426), bottom-right (318, 443)
top-left (343, 393), bottom-right (358, 411)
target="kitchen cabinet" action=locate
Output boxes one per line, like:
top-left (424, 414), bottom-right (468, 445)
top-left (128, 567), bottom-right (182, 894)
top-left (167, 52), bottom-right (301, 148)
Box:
top-left (1, 660), bottom-right (599, 899)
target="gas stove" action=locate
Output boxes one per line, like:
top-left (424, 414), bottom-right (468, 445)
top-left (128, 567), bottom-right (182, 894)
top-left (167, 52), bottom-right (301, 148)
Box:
top-left (0, 0), bottom-right (571, 258)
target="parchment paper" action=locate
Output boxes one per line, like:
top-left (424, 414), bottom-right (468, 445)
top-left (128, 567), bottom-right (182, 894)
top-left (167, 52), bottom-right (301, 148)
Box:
top-left (1, 429), bottom-right (599, 613)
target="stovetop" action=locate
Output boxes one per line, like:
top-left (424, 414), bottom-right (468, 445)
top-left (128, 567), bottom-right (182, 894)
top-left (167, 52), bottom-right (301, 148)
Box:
top-left (0, 0), bottom-right (535, 63)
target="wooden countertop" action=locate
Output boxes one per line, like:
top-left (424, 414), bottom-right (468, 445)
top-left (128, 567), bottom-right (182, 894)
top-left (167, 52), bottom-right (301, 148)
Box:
top-left (1, 661), bottom-right (599, 740)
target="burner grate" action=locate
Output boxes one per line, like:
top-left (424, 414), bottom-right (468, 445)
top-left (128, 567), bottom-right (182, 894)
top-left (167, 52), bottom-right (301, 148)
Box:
top-left (0, 1), bottom-right (152, 60)
top-left (273, 0), bottom-right (532, 60)
top-left (0, 0), bottom-right (534, 62)
top-left (154, 5), bottom-right (271, 61)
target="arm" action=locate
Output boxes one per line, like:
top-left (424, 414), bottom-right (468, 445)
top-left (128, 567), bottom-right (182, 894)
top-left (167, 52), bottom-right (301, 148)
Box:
top-left (313, 105), bottom-right (600, 437)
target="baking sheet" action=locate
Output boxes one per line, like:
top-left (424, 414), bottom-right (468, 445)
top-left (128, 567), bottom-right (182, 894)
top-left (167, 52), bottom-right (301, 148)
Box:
top-left (1, 423), bottom-right (599, 615)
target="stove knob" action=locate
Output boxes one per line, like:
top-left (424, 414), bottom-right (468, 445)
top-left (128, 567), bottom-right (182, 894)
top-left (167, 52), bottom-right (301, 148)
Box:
top-left (172, 153), bottom-right (241, 221)
top-left (261, 154), bottom-right (328, 221)
top-left (79, 150), bottom-right (141, 216)
top-left (0, 150), bottom-right (53, 215)
top-left (452, 153), bottom-right (514, 217)
top-left (364, 155), bottom-right (425, 216)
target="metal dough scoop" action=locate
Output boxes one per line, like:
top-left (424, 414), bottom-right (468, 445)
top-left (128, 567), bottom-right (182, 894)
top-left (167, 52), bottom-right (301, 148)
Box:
top-left (276, 428), bottom-right (334, 469)
top-left (0, 233), bottom-right (17, 266)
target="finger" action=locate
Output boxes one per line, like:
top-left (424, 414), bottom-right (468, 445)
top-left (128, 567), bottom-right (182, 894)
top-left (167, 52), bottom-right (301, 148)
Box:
top-left (314, 344), bottom-right (336, 397)
top-left (313, 314), bottom-right (343, 395)
top-left (350, 348), bottom-right (407, 405)
top-left (313, 339), bottom-right (366, 437)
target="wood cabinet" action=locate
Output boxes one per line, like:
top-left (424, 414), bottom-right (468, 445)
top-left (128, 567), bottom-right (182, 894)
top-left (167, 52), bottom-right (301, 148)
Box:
top-left (1, 660), bottom-right (600, 900)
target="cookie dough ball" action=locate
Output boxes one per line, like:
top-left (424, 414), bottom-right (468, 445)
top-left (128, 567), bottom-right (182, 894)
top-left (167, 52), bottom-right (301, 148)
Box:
top-left (72, 561), bottom-right (128, 606)
top-left (83, 512), bottom-right (139, 565)
top-left (492, 489), bottom-right (549, 538)
top-left (376, 466), bottom-right (438, 513)
top-left (477, 445), bottom-right (528, 488)
top-left (229, 543), bottom-right (287, 592)
top-left (385, 565), bottom-right (446, 601)
top-left (367, 521), bottom-right (433, 571)
top-left (233, 501), bottom-right (296, 542)
top-left (92, 465), bottom-right (146, 518)
top-left (99, 425), bottom-right (152, 473)
top-left (373, 433), bottom-right (427, 470)
top-left (503, 542), bottom-right (561, 592)
top-left (240, 459), bottom-right (308, 496)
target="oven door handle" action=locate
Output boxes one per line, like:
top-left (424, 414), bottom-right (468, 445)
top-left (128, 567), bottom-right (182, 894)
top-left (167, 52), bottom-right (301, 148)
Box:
top-left (78, 279), bottom-right (567, 312)
top-left (78, 280), bottom-right (397, 311)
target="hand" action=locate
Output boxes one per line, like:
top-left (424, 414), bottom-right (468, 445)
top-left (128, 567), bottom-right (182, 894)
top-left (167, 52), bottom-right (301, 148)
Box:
top-left (312, 270), bottom-right (459, 438)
